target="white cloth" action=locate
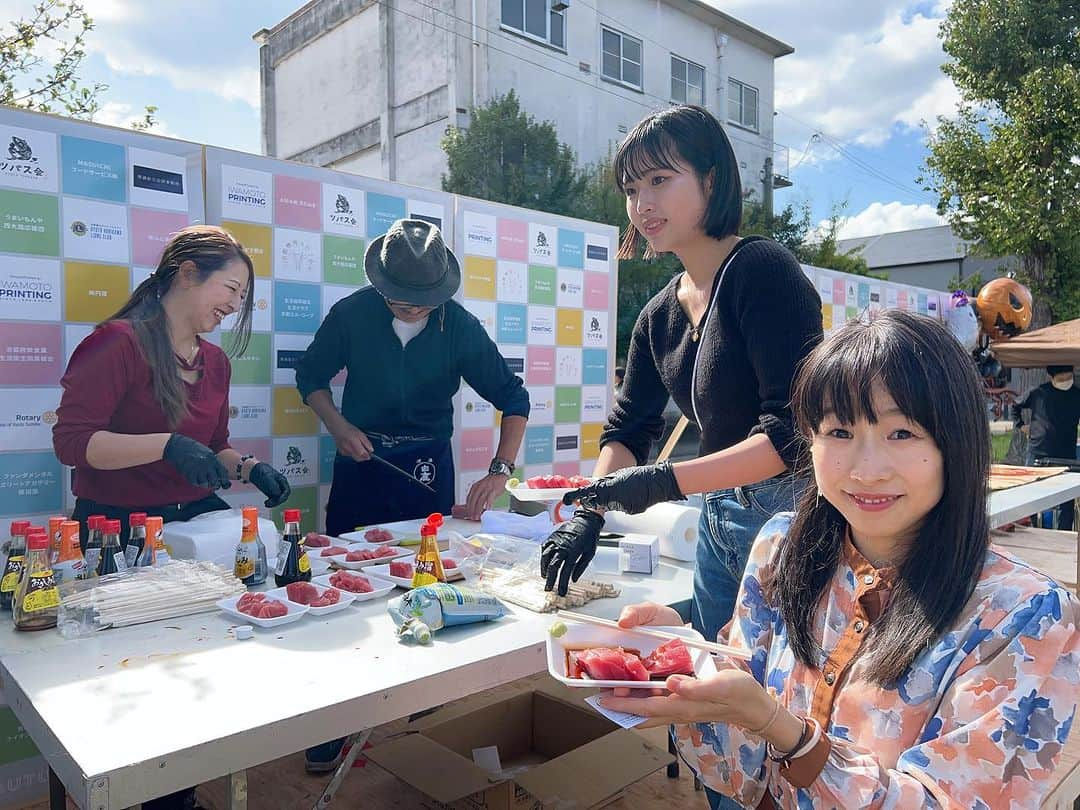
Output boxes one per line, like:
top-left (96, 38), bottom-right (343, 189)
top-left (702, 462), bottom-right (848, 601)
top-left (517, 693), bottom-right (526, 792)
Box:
top-left (392, 315), bottom-right (429, 347)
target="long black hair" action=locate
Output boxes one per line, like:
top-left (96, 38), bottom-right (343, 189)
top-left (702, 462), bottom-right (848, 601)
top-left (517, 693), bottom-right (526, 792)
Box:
top-left (773, 310), bottom-right (991, 684)
top-left (613, 104), bottom-right (742, 260)
top-left (104, 225), bottom-right (254, 428)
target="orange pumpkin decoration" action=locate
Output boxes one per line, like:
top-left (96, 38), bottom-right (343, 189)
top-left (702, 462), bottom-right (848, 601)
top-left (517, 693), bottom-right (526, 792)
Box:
top-left (976, 278), bottom-right (1032, 340)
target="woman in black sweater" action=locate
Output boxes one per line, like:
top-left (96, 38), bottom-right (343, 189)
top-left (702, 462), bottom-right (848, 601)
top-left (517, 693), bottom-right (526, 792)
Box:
top-left (541, 104), bottom-right (822, 661)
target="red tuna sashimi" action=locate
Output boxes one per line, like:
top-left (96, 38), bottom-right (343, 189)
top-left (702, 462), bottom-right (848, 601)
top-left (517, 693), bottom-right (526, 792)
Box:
top-left (364, 528), bottom-right (393, 542)
top-left (572, 647), bottom-right (650, 681)
top-left (286, 581), bottom-right (319, 605)
top-left (329, 571), bottom-right (373, 593)
top-left (236, 592), bottom-right (267, 611)
top-left (641, 639), bottom-right (695, 677)
top-left (254, 600), bottom-right (288, 619)
top-left (320, 546), bottom-right (348, 557)
top-left (304, 532), bottom-right (331, 547)
top-left (309, 588), bottom-right (341, 607)
top-left (389, 560), bottom-right (413, 579)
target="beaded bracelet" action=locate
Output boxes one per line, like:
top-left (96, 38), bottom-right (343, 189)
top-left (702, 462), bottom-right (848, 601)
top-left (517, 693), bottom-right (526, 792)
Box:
top-left (235, 454), bottom-right (254, 482)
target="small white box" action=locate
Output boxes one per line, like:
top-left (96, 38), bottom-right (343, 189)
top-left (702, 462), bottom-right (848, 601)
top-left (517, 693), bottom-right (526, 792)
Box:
top-left (617, 533), bottom-right (660, 574)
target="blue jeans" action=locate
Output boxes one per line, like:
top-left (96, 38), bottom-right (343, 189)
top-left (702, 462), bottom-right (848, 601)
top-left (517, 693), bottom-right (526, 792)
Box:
top-left (689, 474), bottom-right (804, 810)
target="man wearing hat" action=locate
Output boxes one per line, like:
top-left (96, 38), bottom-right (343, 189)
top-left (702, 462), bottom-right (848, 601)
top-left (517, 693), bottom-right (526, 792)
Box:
top-left (296, 218), bottom-right (530, 536)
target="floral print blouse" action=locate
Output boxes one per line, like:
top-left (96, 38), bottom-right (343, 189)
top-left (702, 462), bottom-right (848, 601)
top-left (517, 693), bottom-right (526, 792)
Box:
top-left (674, 513), bottom-right (1080, 809)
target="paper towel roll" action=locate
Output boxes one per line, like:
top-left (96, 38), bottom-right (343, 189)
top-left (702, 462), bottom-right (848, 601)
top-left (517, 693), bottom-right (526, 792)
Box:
top-left (602, 502), bottom-right (700, 561)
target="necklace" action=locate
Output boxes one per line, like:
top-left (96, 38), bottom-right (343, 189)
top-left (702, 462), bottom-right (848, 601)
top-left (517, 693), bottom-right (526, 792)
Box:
top-left (174, 340), bottom-right (201, 371)
top-left (690, 324), bottom-right (701, 343)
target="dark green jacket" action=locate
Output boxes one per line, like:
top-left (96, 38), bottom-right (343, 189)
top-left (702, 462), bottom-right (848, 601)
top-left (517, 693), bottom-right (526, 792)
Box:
top-left (295, 287), bottom-right (530, 440)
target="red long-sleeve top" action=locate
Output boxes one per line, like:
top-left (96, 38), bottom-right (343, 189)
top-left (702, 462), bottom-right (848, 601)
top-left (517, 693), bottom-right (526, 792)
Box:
top-left (53, 320), bottom-right (233, 509)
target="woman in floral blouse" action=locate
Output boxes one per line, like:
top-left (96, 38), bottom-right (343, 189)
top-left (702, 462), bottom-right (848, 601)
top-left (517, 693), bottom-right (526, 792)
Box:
top-left (603, 310), bottom-right (1079, 808)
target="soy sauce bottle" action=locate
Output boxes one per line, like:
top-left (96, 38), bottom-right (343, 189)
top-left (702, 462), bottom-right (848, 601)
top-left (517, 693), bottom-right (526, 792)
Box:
top-left (124, 512), bottom-right (147, 568)
top-left (274, 508), bottom-right (310, 587)
top-left (1, 520), bottom-right (31, 611)
top-left (83, 515), bottom-right (106, 575)
top-left (97, 519), bottom-right (127, 577)
top-left (13, 531), bottom-right (59, 632)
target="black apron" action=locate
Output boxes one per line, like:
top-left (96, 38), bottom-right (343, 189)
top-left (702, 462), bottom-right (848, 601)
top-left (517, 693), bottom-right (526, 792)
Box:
top-left (324, 435), bottom-right (454, 536)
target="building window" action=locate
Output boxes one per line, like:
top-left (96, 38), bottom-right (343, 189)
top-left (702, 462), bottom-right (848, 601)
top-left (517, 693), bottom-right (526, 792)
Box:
top-left (671, 56), bottom-right (705, 105)
top-left (728, 78), bottom-right (759, 130)
top-left (601, 27), bottom-right (643, 90)
top-left (502, 0), bottom-right (565, 49)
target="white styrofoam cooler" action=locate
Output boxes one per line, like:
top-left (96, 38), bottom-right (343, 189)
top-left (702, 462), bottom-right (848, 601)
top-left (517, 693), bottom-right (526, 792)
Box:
top-left (161, 509), bottom-right (281, 571)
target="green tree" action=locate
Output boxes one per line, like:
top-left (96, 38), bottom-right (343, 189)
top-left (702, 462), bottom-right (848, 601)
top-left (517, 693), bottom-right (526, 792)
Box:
top-left (441, 91), bottom-right (588, 215)
top-left (922, 0), bottom-right (1080, 327)
top-left (0, 1), bottom-right (156, 128)
top-left (797, 207), bottom-right (876, 277)
top-left (740, 195), bottom-right (810, 255)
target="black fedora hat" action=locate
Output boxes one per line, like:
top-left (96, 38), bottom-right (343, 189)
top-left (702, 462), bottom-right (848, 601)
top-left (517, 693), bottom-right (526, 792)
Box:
top-left (364, 219), bottom-right (461, 307)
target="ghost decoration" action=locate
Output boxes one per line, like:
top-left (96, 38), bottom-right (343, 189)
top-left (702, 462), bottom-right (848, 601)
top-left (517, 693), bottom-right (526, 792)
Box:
top-left (944, 291), bottom-right (980, 353)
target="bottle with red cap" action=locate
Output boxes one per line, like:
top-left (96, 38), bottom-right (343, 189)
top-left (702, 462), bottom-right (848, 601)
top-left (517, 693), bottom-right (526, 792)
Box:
top-left (83, 514), bottom-right (106, 575)
top-left (96, 519), bottom-right (128, 577)
top-left (13, 530), bottom-right (60, 631)
top-left (125, 512), bottom-right (148, 568)
top-left (47, 516), bottom-right (66, 566)
top-left (411, 513), bottom-right (447, 587)
top-left (273, 508), bottom-right (310, 587)
top-left (1, 520), bottom-right (31, 611)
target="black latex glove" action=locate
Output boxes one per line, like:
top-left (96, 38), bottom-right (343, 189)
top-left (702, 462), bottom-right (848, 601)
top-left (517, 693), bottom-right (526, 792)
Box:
top-left (540, 509), bottom-right (604, 596)
top-left (562, 461), bottom-right (685, 515)
top-left (249, 462), bottom-right (291, 508)
top-left (162, 434), bottom-right (231, 491)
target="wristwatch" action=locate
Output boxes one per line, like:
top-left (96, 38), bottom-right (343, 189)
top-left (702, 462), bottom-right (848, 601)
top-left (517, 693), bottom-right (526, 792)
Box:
top-left (487, 457), bottom-right (515, 477)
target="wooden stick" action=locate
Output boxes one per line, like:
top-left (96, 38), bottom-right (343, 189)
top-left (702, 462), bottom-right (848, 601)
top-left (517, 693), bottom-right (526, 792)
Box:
top-left (557, 610), bottom-right (752, 660)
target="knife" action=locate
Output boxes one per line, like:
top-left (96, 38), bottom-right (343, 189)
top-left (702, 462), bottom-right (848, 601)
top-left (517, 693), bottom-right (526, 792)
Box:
top-left (369, 452), bottom-right (437, 494)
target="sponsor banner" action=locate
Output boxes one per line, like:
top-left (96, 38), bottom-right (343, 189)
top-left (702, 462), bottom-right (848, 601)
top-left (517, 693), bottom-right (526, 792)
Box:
top-left (526, 305), bottom-right (555, 347)
top-left (556, 347), bottom-right (582, 386)
top-left (555, 386), bottom-right (581, 424)
top-left (0, 322), bottom-right (62, 385)
top-left (321, 284), bottom-right (353, 320)
top-left (321, 183), bottom-right (364, 237)
top-left (496, 260), bottom-right (527, 304)
top-left (0, 189), bottom-right (59, 257)
top-left (553, 461), bottom-right (581, 480)
top-left (273, 333), bottom-right (315, 386)
top-left (526, 346), bottom-right (555, 385)
top-left (0, 124), bottom-right (58, 194)
top-left (274, 281), bottom-right (320, 334)
top-left (407, 199), bottom-right (443, 230)
top-left (528, 223), bottom-right (556, 265)
top-left (553, 426), bottom-right (580, 462)
top-left (524, 425), bottom-right (554, 466)
top-left (221, 164), bottom-right (272, 224)
top-left (557, 228), bottom-right (584, 269)
top-left (582, 309), bottom-right (608, 348)
top-left (62, 197), bottom-right (129, 264)
top-left (230, 332), bottom-right (272, 386)
top-left (227, 387), bottom-right (272, 438)
top-left (322, 235), bottom-right (365, 286)
top-left (272, 435), bottom-right (318, 487)
top-left (274, 227), bottom-right (321, 283)
top-left (581, 385), bottom-right (607, 424)
top-left (527, 385), bottom-right (554, 426)
top-left (463, 256), bottom-right (496, 300)
top-left (497, 218), bottom-right (527, 261)
top-left (270, 485), bottom-right (317, 533)
top-left (582, 348), bottom-right (608, 386)
top-left (272, 386), bottom-right (318, 435)
top-left (583, 271), bottom-right (608, 310)
top-left (498, 343), bottom-right (526, 379)
top-left (458, 428), bottom-right (495, 472)
top-left (61, 135), bottom-right (125, 202)
top-left (527, 264), bottom-right (556, 306)
top-left (467, 300), bottom-right (497, 342)
top-left (0, 257), bottom-right (61, 322)
top-left (221, 220), bottom-right (272, 277)
top-left (225, 437), bottom-right (273, 493)
top-left (580, 423), bottom-right (603, 460)
top-left (463, 211), bottom-right (497, 258)
top-left (274, 174), bottom-right (320, 231)
top-left (129, 148), bottom-right (187, 211)
top-left (220, 277), bottom-right (271, 334)
top-left (63, 323), bottom-right (93, 365)
top-left (0, 451), bottom-right (63, 517)
top-left (556, 268), bottom-right (584, 309)
top-left (0, 387), bottom-right (61, 451)
top-left (584, 233), bottom-right (610, 272)
top-left (497, 303), bottom-right (527, 344)
top-left (63, 261), bottom-right (129, 323)
top-left (556, 308), bottom-right (582, 346)
top-left (366, 193), bottom-right (407, 237)
top-left (130, 207), bottom-right (188, 268)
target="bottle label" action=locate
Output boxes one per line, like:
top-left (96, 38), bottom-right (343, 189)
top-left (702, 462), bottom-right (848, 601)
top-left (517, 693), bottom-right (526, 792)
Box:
top-left (53, 560), bottom-right (85, 587)
top-left (114, 552), bottom-right (128, 572)
top-left (235, 543), bottom-right (255, 580)
top-left (22, 572), bottom-right (60, 613)
top-left (297, 552), bottom-right (310, 574)
top-left (124, 545), bottom-right (140, 568)
top-left (274, 539), bottom-right (290, 576)
top-left (82, 549), bottom-right (102, 576)
top-left (1, 556), bottom-right (25, 593)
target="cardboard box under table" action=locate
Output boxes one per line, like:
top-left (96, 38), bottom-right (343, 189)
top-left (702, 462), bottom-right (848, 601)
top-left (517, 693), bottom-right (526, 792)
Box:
top-left (367, 684), bottom-right (673, 809)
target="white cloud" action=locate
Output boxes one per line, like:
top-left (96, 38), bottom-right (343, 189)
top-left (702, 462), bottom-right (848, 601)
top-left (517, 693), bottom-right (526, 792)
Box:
top-left (91, 101), bottom-right (175, 138)
top-left (827, 201), bottom-right (946, 240)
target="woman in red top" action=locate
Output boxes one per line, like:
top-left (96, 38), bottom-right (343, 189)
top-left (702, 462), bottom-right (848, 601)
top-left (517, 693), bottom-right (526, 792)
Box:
top-left (54, 225), bottom-right (290, 549)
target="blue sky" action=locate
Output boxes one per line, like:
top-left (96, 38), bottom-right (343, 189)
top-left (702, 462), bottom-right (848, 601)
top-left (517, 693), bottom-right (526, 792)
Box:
top-left (5, 0), bottom-right (956, 240)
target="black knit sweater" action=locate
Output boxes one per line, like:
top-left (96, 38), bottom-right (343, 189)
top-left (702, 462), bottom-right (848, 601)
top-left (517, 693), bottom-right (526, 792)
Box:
top-left (601, 237), bottom-right (823, 468)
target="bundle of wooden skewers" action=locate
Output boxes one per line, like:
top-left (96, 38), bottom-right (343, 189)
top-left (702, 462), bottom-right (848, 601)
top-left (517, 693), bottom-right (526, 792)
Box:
top-left (476, 565), bottom-right (619, 613)
top-left (58, 560), bottom-right (245, 634)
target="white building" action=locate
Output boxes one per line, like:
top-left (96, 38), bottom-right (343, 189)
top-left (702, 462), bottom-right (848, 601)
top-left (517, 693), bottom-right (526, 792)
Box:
top-left (255, 0), bottom-right (793, 198)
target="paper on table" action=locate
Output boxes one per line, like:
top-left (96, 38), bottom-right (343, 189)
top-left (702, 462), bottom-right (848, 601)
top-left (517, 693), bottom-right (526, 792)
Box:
top-left (584, 694), bottom-right (647, 729)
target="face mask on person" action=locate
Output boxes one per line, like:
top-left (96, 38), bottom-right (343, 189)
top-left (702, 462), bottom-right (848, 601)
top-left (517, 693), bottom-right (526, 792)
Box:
top-left (1052, 375), bottom-right (1074, 391)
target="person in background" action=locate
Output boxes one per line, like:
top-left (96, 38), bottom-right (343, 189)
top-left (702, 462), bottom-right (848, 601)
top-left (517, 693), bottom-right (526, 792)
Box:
top-left (1014, 364), bottom-right (1080, 529)
top-left (52, 225), bottom-right (290, 810)
top-left (614, 365), bottom-right (626, 391)
top-left (295, 218), bottom-right (529, 773)
top-left (603, 312), bottom-right (1079, 808)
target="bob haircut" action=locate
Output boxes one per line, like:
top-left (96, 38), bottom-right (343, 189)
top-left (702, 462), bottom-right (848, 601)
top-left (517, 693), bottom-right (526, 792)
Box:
top-left (772, 310), bottom-right (991, 684)
top-left (613, 105), bottom-right (742, 260)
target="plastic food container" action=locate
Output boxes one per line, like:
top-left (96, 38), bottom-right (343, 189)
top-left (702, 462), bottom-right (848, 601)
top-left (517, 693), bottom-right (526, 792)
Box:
top-left (265, 583), bottom-right (355, 616)
top-left (216, 595), bottom-right (309, 628)
top-left (312, 572), bottom-right (395, 602)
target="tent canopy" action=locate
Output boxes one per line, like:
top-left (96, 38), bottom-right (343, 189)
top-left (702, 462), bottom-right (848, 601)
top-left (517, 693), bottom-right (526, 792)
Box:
top-left (990, 319), bottom-right (1080, 368)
